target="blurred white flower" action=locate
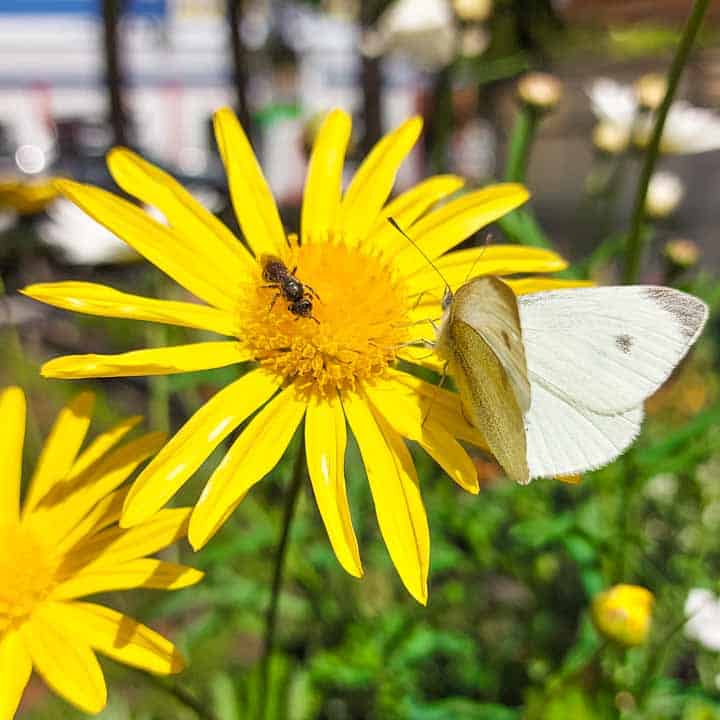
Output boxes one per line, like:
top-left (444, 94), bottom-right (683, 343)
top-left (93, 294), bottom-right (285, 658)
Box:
top-left (592, 121), bottom-right (630, 155)
top-left (645, 171), bottom-right (684, 219)
top-left (377, 0), bottom-right (457, 70)
top-left (588, 78), bottom-right (720, 155)
top-left (0, 210), bottom-right (17, 234)
top-left (685, 589), bottom-right (720, 651)
top-left (460, 25), bottom-right (490, 58)
top-left (517, 72), bottom-right (564, 111)
top-left (39, 198), bottom-right (139, 266)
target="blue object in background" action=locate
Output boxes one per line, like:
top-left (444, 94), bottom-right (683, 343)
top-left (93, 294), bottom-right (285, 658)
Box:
top-left (0, 0), bottom-right (166, 17)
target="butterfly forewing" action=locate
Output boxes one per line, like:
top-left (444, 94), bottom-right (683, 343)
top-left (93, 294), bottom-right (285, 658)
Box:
top-left (518, 286), bottom-right (708, 415)
top-left (442, 277), bottom-right (530, 484)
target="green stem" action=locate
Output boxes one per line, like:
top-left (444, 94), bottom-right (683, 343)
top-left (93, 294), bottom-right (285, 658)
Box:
top-left (505, 104), bottom-right (539, 182)
top-left (622, 0), bottom-right (711, 283)
top-left (258, 431), bottom-right (306, 720)
top-left (136, 670), bottom-right (218, 720)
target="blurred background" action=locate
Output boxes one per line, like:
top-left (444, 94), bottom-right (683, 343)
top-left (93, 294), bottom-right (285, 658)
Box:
top-left (3, 1), bottom-right (720, 719)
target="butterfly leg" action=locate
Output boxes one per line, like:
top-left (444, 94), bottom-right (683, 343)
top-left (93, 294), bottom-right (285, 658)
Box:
top-left (421, 361), bottom-right (449, 427)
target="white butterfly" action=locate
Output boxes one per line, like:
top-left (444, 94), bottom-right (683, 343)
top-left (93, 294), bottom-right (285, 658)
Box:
top-left (436, 278), bottom-right (708, 482)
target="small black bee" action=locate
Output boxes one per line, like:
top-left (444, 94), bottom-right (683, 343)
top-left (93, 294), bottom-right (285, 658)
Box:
top-left (261, 256), bottom-right (319, 322)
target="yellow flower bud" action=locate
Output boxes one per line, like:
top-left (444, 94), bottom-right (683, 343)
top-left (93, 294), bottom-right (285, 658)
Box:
top-left (592, 584), bottom-right (654, 646)
top-left (664, 238), bottom-right (700, 269)
top-left (635, 73), bottom-right (667, 111)
top-left (453, 0), bottom-right (493, 22)
top-left (517, 72), bottom-right (564, 111)
top-left (592, 122), bottom-right (630, 155)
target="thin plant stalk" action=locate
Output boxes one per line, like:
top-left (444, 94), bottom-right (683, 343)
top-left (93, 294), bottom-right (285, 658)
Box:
top-left (134, 669), bottom-right (218, 720)
top-left (622, 0), bottom-right (711, 283)
top-left (258, 431), bottom-right (306, 720)
top-left (505, 104), bottom-right (539, 182)
top-left (146, 272), bottom-right (170, 434)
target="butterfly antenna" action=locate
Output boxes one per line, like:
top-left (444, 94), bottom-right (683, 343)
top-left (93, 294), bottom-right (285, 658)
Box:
top-left (462, 232), bottom-right (493, 284)
top-left (387, 217), bottom-right (452, 303)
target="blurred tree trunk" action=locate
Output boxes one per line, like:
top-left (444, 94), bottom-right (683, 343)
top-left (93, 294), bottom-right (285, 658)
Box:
top-left (102, 0), bottom-right (128, 147)
top-left (360, 1), bottom-right (384, 155)
top-left (227, 0), bottom-right (252, 135)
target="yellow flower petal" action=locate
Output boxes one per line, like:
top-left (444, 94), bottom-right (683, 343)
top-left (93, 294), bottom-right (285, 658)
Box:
top-left (47, 601), bottom-right (185, 675)
top-left (63, 508), bottom-right (191, 573)
top-left (395, 184), bottom-right (530, 275)
top-left (0, 629), bottom-right (31, 720)
top-left (365, 380), bottom-right (479, 494)
top-left (189, 385), bottom-right (306, 550)
top-left (41, 341), bottom-right (250, 379)
top-left (23, 609), bottom-right (107, 715)
top-left (305, 392), bottom-right (362, 577)
top-left (397, 345), bottom-right (446, 373)
top-left (36, 431), bottom-right (166, 542)
top-left (22, 281), bottom-right (238, 337)
top-left (368, 174), bottom-right (465, 252)
top-left (108, 147), bottom-right (255, 277)
top-left (23, 391), bottom-right (95, 516)
top-left (57, 488), bottom-right (128, 552)
top-left (504, 277), bottom-right (596, 295)
top-left (123, 368), bottom-right (281, 527)
top-left (52, 558), bottom-right (203, 600)
top-left (55, 179), bottom-right (237, 311)
top-left (301, 109), bottom-right (352, 243)
top-left (213, 107), bottom-right (286, 257)
top-left (385, 368), bottom-right (489, 449)
top-left (343, 391), bottom-right (429, 605)
top-left (406, 245), bottom-right (568, 297)
top-left (0, 386), bottom-right (25, 525)
top-left (337, 117), bottom-right (423, 243)
top-left (69, 415), bottom-right (143, 478)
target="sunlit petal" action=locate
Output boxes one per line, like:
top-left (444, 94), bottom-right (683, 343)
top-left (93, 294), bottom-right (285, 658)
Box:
top-left (189, 385), bottom-right (306, 550)
top-left (343, 391), bottom-right (429, 605)
top-left (23, 391), bottom-right (95, 516)
top-left (46, 602), bottom-right (186, 675)
top-left (22, 281), bottom-right (239, 336)
top-left (213, 107), bottom-right (286, 257)
top-left (23, 609), bottom-right (107, 715)
top-left (505, 277), bottom-right (595, 294)
top-left (302, 109), bottom-right (352, 243)
top-left (0, 386), bottom-right (25, 525)
top-left (365, 380), bottom-right (479, 494)
top-left (338, 117), bottom-right (423, 243)
top-left (368, 174), bottom-right (465, 252)
top-left (108, 147), bottom-right (255, 276)
top-left (52, 558), bottom-right (203, 600)
top-left (395, 184), bottom-right (530, 275)
top-left (0, 629), bottom-right (31, 720)
top-left (123, 368), bottom-right (281, 527)
top-left (56, 179), bottom-right (238, 311)
top-left (305, 392), bottom-right (362, 577)
top-left (41, 341), bottom-right (250, 379)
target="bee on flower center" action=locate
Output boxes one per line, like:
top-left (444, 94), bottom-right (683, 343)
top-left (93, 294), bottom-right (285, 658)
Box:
top-left (261, 255), bottom-right (320, 322)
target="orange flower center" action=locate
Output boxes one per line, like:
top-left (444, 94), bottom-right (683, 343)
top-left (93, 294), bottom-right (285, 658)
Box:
top-left (0, 522), bottom-right (57, 631)
top-left (239, 236), bottom-right (412, 395)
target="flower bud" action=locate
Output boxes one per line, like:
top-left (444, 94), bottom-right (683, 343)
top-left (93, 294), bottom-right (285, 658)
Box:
top-left (664, 238), bottom-right (700, 269)
top-left (592, 584), bottom-right (654, 646)
top-left (592, 122), bottom-right (630, 155)
top-left (460, 25), bottom-right (490, 57)
top-left (517, 72), bottom-right (564, 111)
top-left (645, 171), bottom-right (684, 219)
top-left (453, 0), bottom-right (493, 22)
top-left (635, 73), bottom-right (667, 111)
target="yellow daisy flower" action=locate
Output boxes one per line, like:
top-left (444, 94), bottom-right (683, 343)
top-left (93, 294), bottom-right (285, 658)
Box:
top-left (23, 108), bottom-right (570, 604)
top-left (0, 176), bottom-right (59, 214)
top-left (0, 387), bottom-right (202, 718)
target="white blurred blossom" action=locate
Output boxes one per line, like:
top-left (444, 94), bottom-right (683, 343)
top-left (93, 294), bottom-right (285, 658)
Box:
top-left (645, 171), bottom-right (684, 219)
top-left (588, 78), bottom-right (720, 155)
top-left (377, 0), bottom-right (457, 70)
top-left (685, 589), bottom-right (720, 652)
top-left (39, 198), bottom-right (139, 265)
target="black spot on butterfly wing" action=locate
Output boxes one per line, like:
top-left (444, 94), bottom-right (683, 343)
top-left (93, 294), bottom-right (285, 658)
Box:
top-left (615, 334), bottom-right (634, 354)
